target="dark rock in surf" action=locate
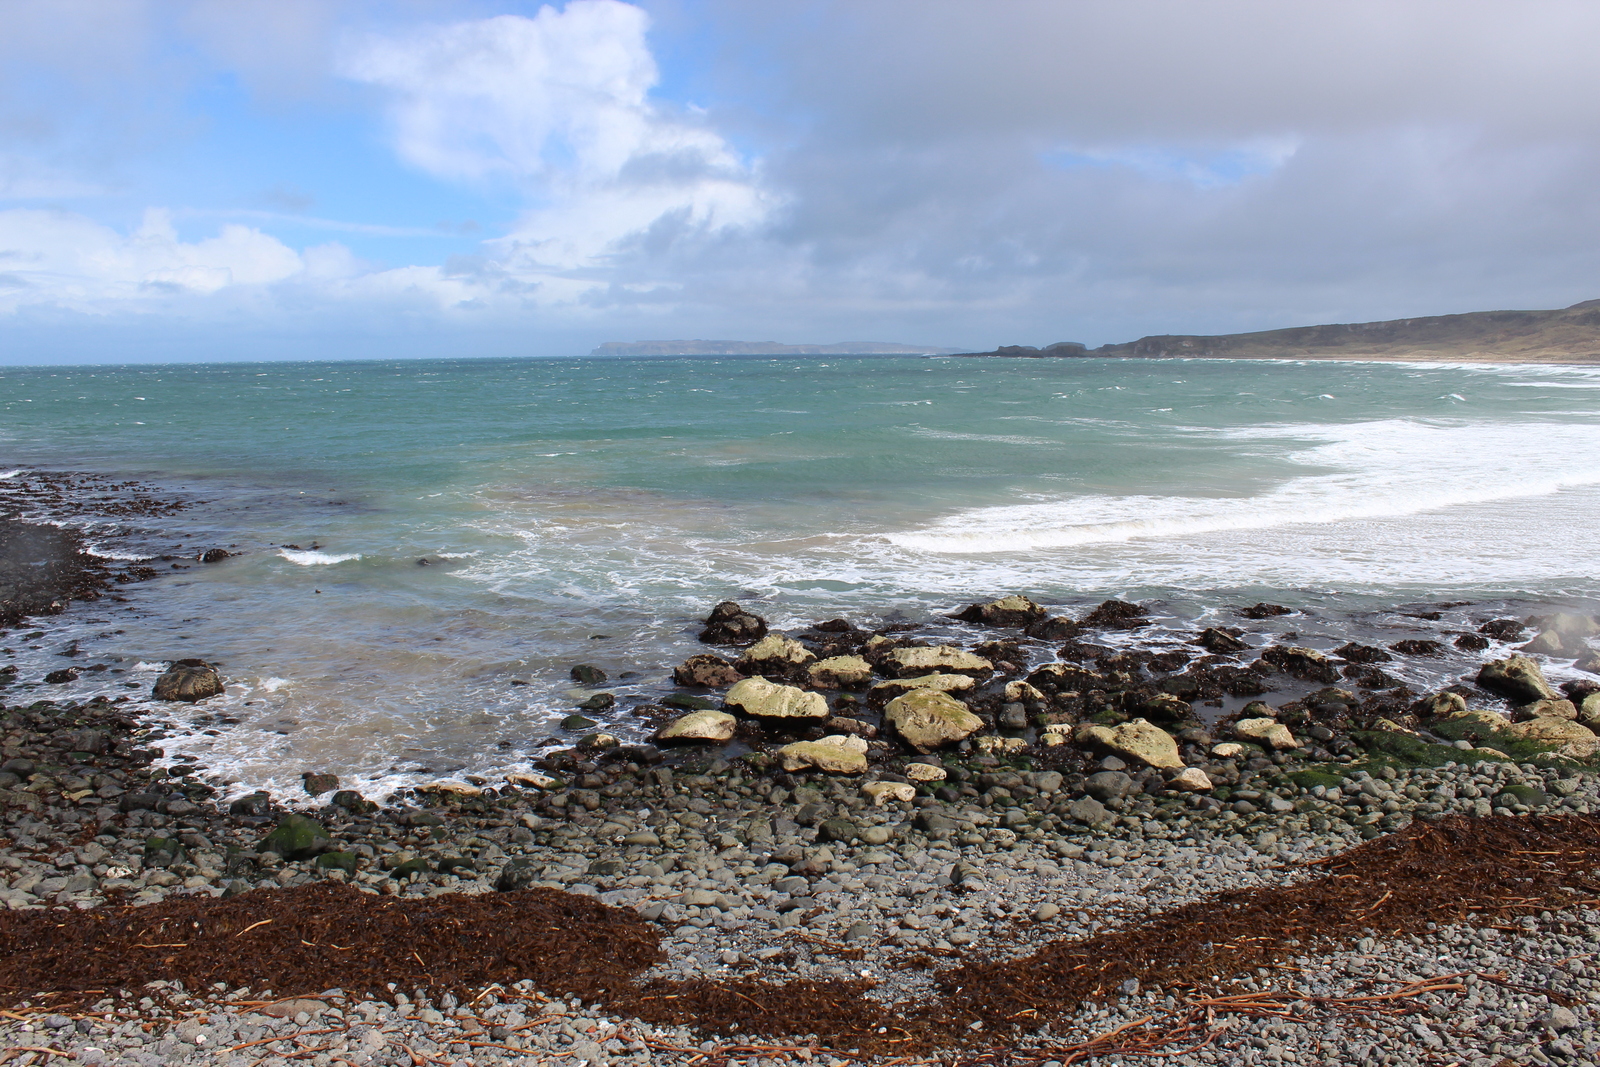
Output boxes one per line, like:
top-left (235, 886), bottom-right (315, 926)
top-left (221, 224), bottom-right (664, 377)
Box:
top-left (1477, 618), bottom-right (1525, 640)
top-left (1390, 639), bottom-right (1445, 657)
top-left (952, 595), bottom-right (1048, 628)
top-left (1081, 599), bottom-right (1150, 629)
top-left (698, 601), bottom-right (769, 646)
top-left (197, 548), bottom-right (232, 563)
top-left (1334, 642), bottom-right (1391, 663)
top-left (1240, 602), bottom-right (1293, 619)
top-left (43, 668), bottom-right (79, 685)
top-left (1196, 627), bottom-right (1248, 653)
top-left (153, 660), bottom-right (224, 702)
top-left (302, 772), bottom-right (339, 797)
top-left (1258, 645), bottom-right (1340, 684)
top-left (570, 664), bottom-right (608, 684)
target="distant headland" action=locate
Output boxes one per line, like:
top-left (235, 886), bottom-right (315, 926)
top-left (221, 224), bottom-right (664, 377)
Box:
top-left (590, 340), bottom-right (961, 356)
top-left (955, 298), bottom-right (1600, 364)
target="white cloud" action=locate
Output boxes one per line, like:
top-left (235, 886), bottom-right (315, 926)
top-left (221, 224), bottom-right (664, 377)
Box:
top-left (343, 2), bottom-right (774, 275)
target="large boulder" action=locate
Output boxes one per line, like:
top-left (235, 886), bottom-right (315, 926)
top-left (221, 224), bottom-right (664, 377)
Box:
top-left (1196, 628), bottom-right (1249, 654)
top-left (953, 595), bottom-right (1048, 628)
top-left (1578, 650), bottom-right (1600, 675)
top-left (1577, 692), bottom-right (1600, 728)
top-left (153, 659), bottom-right (224, 702)
top-left (1515, 698), bottom-right (1578, 722)
top-left (1503, 716), bottom-right (1600, 760)
top-left (1477, 655), bottom-right (1558, 704)
top-left (884, 690), bottom-right (984, 753)
top-left (808, 655), bottom-right (873, 688)
top-left (880, 645), bottom-right (992, 679)
top-left (723, 677), bottom-right (828, 720)
top-left (655, 710), bottom-right (738, 744)
top-left (698, 602), bottom-right (768, 646)
top-left (672, 654), bottom-right (743, 687)
top-left (778, 735), bottom-right (868, 774)
top-left (1075, 718), bottom-right (1183, 770)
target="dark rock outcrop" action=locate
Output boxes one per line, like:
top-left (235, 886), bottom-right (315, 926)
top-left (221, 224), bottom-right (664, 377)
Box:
top-left (697, 602), bottom-right (768, 646)
top-left (153, 660), bottom-right (224, 703)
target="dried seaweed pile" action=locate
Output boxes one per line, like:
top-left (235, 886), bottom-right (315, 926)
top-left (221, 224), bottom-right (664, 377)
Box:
top-left (0, 814), bottom-right (1595, 1058)
top-left (0, 887), bottom-right (660, 1007)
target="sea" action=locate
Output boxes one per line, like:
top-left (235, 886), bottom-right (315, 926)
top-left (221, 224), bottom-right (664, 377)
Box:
top-left (1, 354), bottom-right (1597, 802)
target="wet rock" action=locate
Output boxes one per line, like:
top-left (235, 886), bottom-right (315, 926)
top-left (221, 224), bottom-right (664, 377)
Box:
top-left (1477, 654), bottom-right (1558, 704)
top-left (1390, 639), bottom-right (1445, 656)
top-left (1196, 627), bottom-right (1248, 653)
top-left (1024, 615), bottom-right (1082, 641)
top-left (1234, 717), bottom-right (1297, 750)
top-left (1082, 599), bottom-right (1149, 629)
top-left (227, 790), bottom-right (268, 816)
top-left (673, 654), bottom-right (743, 687)
top-left (43, 667), bottom-right (78, 684)
top-left (1003, 680), bottom-right (1047, 703)
top-left (1578, 692), bottom-right (1600, 727)
top-left (880, 645), bottom-right (992, 678)
top-left (1169, 767), bottom-right (1213, 791)
top-left (953, 594), bottom-right (1048, 628)
top-left (655, 710), bottom-right (737, 744)
top-left (1076, 718), bottom-right (1183, 769)
top-left (698, 602), bottom-right (768, 646)
top-left (883, 690), bottom-right (983, 753)
top-left (1478, 618), bottom-right (1525, 640)
top-left (153, 660), bottom-right (224, 702)
top-left (570, 664), bottom-right (607, 684)
top-left (1259, 646), bottom-right (1339, 683)
top-left (807, 655), bottom-right (873, 688)
top-left (329, 789), bottom-right (375, 814)
top-left (724, 677), bottom-right (828, 720)
top-left (577, 693), bottom-right (615, 712)
top-left (302, 772), bottom-right (339, 797)
top-left (314, 852), bottom-right (358, 877)
top-left (1454, 633), bottom-right (1490, 651)
top-left (1334, 642), bottom-right (1391, 663)
top-left (561, 714), bottom-right (598, 731)
top-left (778, 735), bottom-right (868, 775)
top-left (1578, 650), bottom-right (1600, 675)
top-left (495, 858), bottom-right (543, 892)
top-left (198, 548), bottom-right (232, 563)
top-left (1240, 602), bottom-right (1293, 619)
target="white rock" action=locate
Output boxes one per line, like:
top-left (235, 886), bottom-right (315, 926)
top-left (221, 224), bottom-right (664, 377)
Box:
top-left (1169, 767), bottom-right (1213, 792)
top-left (904, 762), bottom-right (947, 782)
top-left (1233, 717), bottom-right (1297, 750)
top-left (862, 782), bottom-right (915, 805)
top-left (725, 677), bottom-right (829, 720)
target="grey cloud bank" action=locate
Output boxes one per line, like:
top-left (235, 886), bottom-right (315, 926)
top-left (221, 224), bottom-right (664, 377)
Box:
top-left (4, 1), bottom-right (1600, 362)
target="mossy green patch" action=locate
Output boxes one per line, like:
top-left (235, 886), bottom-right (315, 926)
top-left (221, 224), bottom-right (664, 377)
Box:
top-left (1427, 717), bottom-right (1567, 765)
top-left (1350, 729), bottom-right (1460, 768)
top-left (1286, 767), bottom-right (1347, 790)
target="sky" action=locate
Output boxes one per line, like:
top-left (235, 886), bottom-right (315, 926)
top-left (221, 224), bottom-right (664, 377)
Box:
top-left (6, 0), bottom-right (1600, 363)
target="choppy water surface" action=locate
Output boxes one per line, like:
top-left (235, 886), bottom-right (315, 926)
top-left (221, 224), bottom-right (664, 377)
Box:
top-left (1, 355), bottom-right (1597, 798)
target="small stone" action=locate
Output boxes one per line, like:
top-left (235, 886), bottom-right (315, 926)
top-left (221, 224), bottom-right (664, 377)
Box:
top-left (905, 762), bottom-right (947, 782)
top-left (862, 782), bottom-right (915, 805)
top-left (570, 664), bottom-right (607, 684)
top-left (1233, 717), bottom-right (1297, 750)
top-left (1075, 718), bottom-right (1183, 769)
top-left (1547, 1006), bottom-right (1580, 1032)
top-left (152, 659), bottom-right (224, 702)
top-left (301, 772), bottom-right (339, 797)
top-left (1211, 742), bottom-right (1244, 758)
top-left (1170, 767), bottom-right (1213, 791)
top-left (1034, 902), bottom-right (1061, 921)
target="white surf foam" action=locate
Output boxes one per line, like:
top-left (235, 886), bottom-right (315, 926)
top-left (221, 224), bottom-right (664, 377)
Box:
top-left (278, 549), bottom-right (362, 565)
top-left (889, 418), bottom-right (1600, 553)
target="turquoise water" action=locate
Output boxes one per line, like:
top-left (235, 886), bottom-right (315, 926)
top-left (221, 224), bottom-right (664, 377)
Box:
top-left (3, 355), bottom-right (1598, 797)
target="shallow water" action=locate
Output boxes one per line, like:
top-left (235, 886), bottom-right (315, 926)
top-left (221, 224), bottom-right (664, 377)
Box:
top-left (1, 355), bottom-right (1597, 799)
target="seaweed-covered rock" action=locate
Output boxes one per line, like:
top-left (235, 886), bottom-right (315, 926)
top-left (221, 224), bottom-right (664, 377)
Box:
top-left (1259, 646), bottom-right (1340, 683)
top-left (259, 814), bottom-right (331, 861)
top-left (673, 654), bottom-right (743, 688)
top-left (1240, 602), bottom-right (1293, 619)
top-left (153, 659), bottom-right (223, 702)
top-left (1334, 642), bottom-right (1392, 663)
top-left (1503, 716), bottom-right (1600, 760)
top-left (884, 690), bottom-right (983, 753)
top-left (1477, 654), bottom-right (1558, 704)
top-left (698, 601), bottom-right (768, 646)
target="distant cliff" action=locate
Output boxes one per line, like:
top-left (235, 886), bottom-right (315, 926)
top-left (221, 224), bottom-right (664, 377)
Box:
top-left (591, 340), bottom-right (961, 356)
top-left (955, 299), bottom-right (1600, 364)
